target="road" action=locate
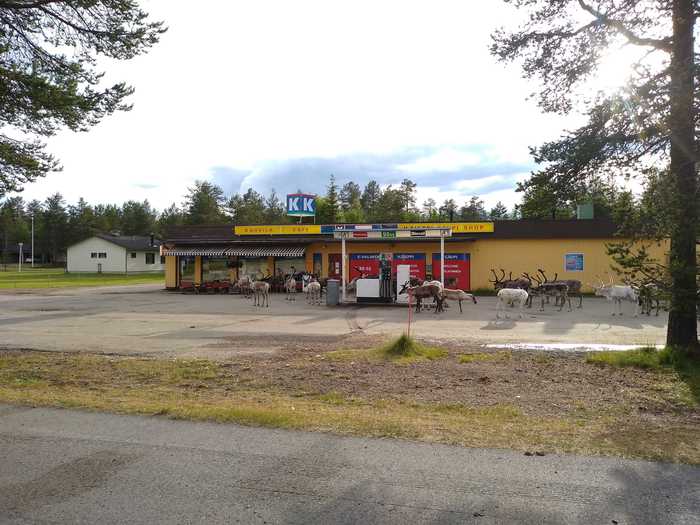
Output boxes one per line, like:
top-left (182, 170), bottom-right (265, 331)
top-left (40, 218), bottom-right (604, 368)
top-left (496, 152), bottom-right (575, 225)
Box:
top-left (0, 285), bottom-right (671, 358)
top-left (1, 405), bottom-right (698, 524)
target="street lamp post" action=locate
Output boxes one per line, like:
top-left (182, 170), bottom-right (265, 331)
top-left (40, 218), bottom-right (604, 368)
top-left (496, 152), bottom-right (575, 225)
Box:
top-left (18, 242), bottom-right (23, 273)
top-left (31, 214), bottom-right (35, 268)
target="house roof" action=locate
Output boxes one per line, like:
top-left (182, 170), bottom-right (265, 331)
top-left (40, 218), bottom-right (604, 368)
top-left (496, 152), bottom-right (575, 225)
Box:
top-left (93, 234), bottom-right (161, 251)
top-left (164, 219), bottom-right (621, 246)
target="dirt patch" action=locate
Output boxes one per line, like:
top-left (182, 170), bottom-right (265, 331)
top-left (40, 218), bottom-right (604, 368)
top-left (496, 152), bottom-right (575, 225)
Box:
top-left (1, 337), bottom-right (698, 463)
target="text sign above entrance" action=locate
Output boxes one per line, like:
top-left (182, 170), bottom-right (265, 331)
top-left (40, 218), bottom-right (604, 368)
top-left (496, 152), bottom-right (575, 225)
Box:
top-left (333, 228), bottom-right (450, 240)
top-left (234, 222), bottom-right (493, 235)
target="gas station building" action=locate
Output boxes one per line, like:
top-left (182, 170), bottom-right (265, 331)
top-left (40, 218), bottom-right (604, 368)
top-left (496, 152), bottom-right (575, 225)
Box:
top-left (162, 219), bottom-right (668, 293)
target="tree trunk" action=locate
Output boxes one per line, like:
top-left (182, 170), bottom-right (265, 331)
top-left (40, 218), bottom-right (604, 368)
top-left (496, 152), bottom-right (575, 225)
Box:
top-left (666, 0), bottom-right (698, 351)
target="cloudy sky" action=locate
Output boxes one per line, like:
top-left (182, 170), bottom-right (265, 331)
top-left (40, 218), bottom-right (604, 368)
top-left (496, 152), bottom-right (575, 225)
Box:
top-left (15, 0), bottom-right (633, 212)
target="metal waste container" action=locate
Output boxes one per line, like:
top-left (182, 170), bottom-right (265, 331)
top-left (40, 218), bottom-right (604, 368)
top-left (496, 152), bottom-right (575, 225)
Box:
top-left (326, 279), bottom-right (340, 306)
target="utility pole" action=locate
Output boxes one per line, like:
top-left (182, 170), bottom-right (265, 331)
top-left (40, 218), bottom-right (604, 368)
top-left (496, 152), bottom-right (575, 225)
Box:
top-left (18, 242), bottom-right (23, 273)
top-left (31, 214), bottom-right (34, 268)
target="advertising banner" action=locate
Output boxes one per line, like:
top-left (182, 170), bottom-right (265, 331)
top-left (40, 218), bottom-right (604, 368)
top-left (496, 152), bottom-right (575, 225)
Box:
top-left (391, 253), bottom-right (426, 281)
top-left (349, 253), bottom-right (380, 280)
top-left (234, 225), bottom-right (322, 235)
top-left (432, 253), bottom-right (471, 290)
top-left (286, 193), bottom-right (316, 217)
top-left (565, 253), bottom-right (584, 272)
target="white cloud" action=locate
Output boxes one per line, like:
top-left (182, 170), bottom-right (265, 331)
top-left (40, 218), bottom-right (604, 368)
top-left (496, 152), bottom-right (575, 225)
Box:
top-left (12, 0), bottom-right (577, 209)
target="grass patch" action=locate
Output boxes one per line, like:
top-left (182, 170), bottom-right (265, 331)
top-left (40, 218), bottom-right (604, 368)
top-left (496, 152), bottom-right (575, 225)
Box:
top-left (587, 346), bottom-right (700, 407)
top-left (0, 268), bottom-right (163, 289)
top-left (459, 351), bottom-right (511, 364)
top-left (1, 350), bottom-right (699, 464)
top-left (328, 335), bottom-right (448, 364)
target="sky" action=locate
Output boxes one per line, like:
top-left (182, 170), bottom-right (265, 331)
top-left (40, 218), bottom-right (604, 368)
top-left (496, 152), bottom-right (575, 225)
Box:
top-left (13, 0), bottom-right (637, 213)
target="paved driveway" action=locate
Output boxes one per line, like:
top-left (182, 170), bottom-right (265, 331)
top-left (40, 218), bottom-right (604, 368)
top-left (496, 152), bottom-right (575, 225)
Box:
top-left (1, 405), bottom-right (698, 524)
top-left (0, 285), bottom-right (671, 357)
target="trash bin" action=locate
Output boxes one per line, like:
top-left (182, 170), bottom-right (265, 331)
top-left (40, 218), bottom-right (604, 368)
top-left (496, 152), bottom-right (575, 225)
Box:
top-left (326, 279), bottom-right (340, 306)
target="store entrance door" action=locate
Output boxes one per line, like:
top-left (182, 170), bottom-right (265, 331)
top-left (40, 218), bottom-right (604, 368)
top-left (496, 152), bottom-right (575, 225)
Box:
top-left (328, 253), bottom-right (342, 278)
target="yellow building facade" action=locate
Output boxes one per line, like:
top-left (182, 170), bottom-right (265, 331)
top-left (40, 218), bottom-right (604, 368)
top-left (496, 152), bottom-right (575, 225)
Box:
top-left (162, 220), bottom-right (668, 292)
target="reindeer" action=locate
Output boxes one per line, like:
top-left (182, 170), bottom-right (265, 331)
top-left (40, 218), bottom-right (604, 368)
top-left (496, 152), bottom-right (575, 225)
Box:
top-left (306, 279), bottom-right (322, 306)
top-left (237, 275), bottom-right (253, 298)
top-left (441, 288), bottom-right (477, 313)
top-left (496, 288), bottom-right (528, 319)
top-left (531, 270), bottom-right (571, 312)
top-left (399, 281), bottom-right (444, 314)
top-left (251, 280), bottom-right (270, 307)
top-left (489, 269), bottom-right (530, 292)
top-left (591, 276), bottom-right (638, 317)
top-left (285, 274), bottom-right (297, 301)
top-left (538, 269), bottom-right (582, 308)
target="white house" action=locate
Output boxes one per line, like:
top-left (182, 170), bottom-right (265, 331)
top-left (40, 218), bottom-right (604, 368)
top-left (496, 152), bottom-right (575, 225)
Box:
top-left (67, 234), bottom-right (164, 273)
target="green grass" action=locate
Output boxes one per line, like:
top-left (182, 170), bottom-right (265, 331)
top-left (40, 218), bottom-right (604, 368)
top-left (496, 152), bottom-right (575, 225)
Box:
top-left (1, 350), bottom-right (699, 464)
top-left (587, 346), bottom-right (700, 406)
top-left (0, 267), bottom-right (163, 289)
top-left (327, 335), bottom-right (448, 364)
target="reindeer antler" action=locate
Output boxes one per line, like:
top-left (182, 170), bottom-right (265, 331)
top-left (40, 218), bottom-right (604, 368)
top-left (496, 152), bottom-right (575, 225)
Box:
top-left (537, 269), bottom-right (548, 283)
top-left (499, 269), bottom-right (506, 281)
top-left (489, 269), bottom-right (499, 283)
top-left (509, 271), bottom-right (513, 281)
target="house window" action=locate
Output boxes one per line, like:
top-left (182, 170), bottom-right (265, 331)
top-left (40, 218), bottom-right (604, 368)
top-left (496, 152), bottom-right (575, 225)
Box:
top-left (98, 252), bottom-right (107, 259)
top-left (131, 252), bottom-right (137, 259)
top-left (90, 252), bottom-right (97, 259)
top-left (145, 253), bottom-right (155, 265)
top-left (160, 256), bottom-right (166, 264)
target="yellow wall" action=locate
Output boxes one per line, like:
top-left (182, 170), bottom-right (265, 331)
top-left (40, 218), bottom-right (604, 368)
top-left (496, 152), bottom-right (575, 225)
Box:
top-left (165, 238), bottom-right (669, 291)
top-left (194, 256), bottom-right (202, 285)
top-left (165, 256), bottom-right (177, 288)
top-left (304, 238), bottom-right (669, 292)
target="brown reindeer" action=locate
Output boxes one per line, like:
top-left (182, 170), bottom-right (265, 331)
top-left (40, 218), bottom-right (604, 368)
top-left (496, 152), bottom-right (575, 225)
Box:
top-left (399, 281), bottom-right (444, 313)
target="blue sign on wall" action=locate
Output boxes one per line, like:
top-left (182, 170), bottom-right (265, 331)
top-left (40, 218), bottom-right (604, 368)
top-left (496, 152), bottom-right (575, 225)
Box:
top-left (286, 193), bottom-right (316, 217)
top-left (565, 253), bottom-right (584, 272)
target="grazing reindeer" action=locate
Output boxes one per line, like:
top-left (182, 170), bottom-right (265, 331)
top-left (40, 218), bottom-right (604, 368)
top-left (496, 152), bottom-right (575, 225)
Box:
top-left (285, 274), bottom-right (297, 301)
top-left (399, 281), bottom-right (444, 314)
top-left (591, 276), bottom-right (638, 317)
top-left (306, 279), bottom-right (322, 306)
top-left (496, 288), bottom-right (528, 319)
top-left (441, 288), bottom-right (477, 313)
top-left (251, 280), bottom-right (270, 307)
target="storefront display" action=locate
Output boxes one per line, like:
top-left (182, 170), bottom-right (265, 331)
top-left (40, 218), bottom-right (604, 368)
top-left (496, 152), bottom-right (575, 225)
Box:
top-left (432, 253), bottom-right (471, 290)
top-left (391, 253), bottom-right (426, 281)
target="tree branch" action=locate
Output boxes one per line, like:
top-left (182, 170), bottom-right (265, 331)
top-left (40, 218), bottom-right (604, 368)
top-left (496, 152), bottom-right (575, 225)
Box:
top-left (578, 0), bottom-right (672, 51)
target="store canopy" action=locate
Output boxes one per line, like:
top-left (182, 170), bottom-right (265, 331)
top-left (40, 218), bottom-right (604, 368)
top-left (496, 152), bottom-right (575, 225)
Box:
top-left (163, 246), bottom-right (305, 257)
top-left (224, 246), bottom-right (305, 257)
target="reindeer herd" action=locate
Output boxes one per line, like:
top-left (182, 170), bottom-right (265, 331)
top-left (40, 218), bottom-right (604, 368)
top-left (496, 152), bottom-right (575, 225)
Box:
top-left (229, 266), bottom-right (669, 320)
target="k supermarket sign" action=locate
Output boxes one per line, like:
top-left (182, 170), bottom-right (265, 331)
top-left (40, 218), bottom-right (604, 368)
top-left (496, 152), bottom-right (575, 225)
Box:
top-left (287, 193), bottom-right (316, 217)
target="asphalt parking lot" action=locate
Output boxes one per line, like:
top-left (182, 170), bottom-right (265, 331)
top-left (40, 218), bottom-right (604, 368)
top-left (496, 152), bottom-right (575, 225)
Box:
top-left (0, 284), bottom-right (672, 358)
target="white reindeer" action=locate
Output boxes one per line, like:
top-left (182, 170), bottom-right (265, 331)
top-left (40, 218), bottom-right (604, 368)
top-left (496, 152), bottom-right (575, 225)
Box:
top-left (592, 277), bottom-right (639, 317)
top-left (251, 280), bottom-right (270, 307)
top-left (496, 288), bottom-right (529, 319)
top-left (306, 280), bottom-right (322, 305)
top-left (285, 275), bottom-right (297, 301)
top-left (237, 275), bottom-right (252, 298)
top-left (441, 288), bottom-right (477, 313)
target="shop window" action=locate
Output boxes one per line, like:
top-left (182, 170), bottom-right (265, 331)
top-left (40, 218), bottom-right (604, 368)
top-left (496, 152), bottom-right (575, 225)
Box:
top-left (179, 256), bottom-right (196, 283)
top-left (131, 252), bottom-right (137, 259)
top-left (98, 252), bottom-right (107, 259)
top-left (160, 256), bottom-right (166, 264)
top-left (313, 253), bottom-right (322, 276)
top-left (145, 253), bottom-right (155, 265)
top-left (90, 252), bottom-right (97, 259)
top-left (275, 258), bottom-right (305, 278)
top-left (202, 257), bottom-right (229, 281)
top-left (240, 258), bottom-right (268, 279)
